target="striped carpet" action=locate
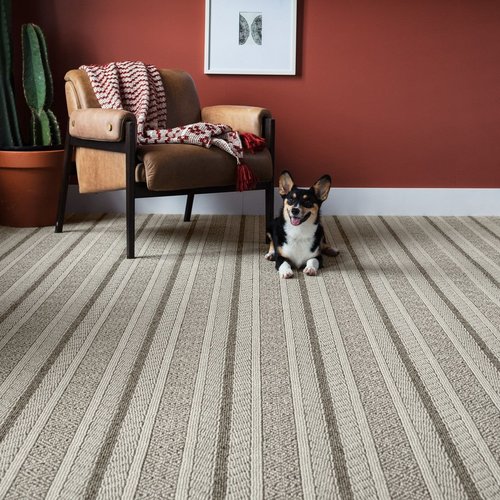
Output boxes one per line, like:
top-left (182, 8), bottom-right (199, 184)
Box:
top-left (0, 214), bottom-right (499, 499)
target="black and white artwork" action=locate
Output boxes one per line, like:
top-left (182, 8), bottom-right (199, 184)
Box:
top-left (239, 12), bottom-right (262, 46)
top-left (205, 0), bottom-right (296, 74)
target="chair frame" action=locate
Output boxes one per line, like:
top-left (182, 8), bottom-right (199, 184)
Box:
top-left (55, 117), bottom-right (275, 258)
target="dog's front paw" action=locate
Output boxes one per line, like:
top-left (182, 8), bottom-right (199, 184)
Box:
top-left (303, 258), bottom-right (319, 276)
top-left (303, 266), bottom-right (318, 276)
top-left (279, 261), bottom-right (294, 279)
top-left (264, 252), bottom-right (275, 261)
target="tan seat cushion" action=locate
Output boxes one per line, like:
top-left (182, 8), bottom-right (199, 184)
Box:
top-left (136, 144), bottom-right (272, 191)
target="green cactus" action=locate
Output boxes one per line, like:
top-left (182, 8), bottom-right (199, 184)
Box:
top-left (0, 0), bottom-right (22, 147)
top-left (0, 0), bottom-right (61, 148)
top-left (22, 23), bottom-right (61, 146)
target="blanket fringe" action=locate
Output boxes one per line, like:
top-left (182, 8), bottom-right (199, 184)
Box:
top-left (239, 132), bottom-right (266, 153)
top-left (237, 132), bottom-right (264, 191)
top-left (237, 163), bottom-right (257, 191)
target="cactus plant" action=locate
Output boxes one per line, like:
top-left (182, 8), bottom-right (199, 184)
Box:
top-left (0, 0), bottom-right (61, 148)
top-left (22, 23), bottom-right (61, 146)
top-left (0, 0), bottom-right (22, 147)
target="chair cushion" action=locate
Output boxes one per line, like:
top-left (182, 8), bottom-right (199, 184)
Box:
top-left (136, 144), bottom-right (273, 191)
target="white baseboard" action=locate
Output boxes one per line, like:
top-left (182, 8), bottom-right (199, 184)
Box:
top-left (324, 188), bottom-right (500, 216)
top-left (67, 185), bottom-right (500, 216)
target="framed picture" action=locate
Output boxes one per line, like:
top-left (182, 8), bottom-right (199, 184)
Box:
top-left (204, 0), bottom-right (297, 75)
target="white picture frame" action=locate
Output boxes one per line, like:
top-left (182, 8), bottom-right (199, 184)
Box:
top-left (204, 0), bottom-right (297, 75)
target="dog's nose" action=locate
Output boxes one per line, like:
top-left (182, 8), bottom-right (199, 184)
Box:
top-left (291, 207), bottom-right (300, 216)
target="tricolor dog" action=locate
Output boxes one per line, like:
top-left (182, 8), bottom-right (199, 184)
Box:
top-left (265, 171), bottom-right (339, 278)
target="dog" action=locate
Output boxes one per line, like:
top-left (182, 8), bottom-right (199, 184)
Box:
top-left (265, 170), bottom-right (339, 278)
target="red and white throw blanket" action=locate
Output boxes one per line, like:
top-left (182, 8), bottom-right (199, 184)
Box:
top-left (80, 61), bottom-right (263, 191)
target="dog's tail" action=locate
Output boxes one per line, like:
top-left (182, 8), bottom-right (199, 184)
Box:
top-left (321, 237), bottom-right (340, 257)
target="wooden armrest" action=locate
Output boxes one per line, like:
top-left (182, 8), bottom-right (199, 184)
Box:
top-left (69, 109), bottom-right (136, 142)
top-left (201, 105), bottom-right (272, 136)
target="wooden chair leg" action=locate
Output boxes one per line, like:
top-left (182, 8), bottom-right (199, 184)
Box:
top-left (125, 122), bottom-right (136, 259)
top-left (265, 183), bottom-right (274, 231)
top-left (54, 133), bottom-right (73, 233)
top-left (126, 192), bottom-right (135, 259)
top-left (184, 193), bottom-right (194, 222)
top-left (265, 184), bottom-right (274, 243)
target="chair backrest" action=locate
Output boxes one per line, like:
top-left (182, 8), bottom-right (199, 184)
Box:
top-left (64, 68), bottom-right (202, 128)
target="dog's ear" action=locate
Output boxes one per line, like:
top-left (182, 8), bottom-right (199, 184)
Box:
top-left (313, 175), bottom-right (331, 202)
top-left (278, 171), bottom-right (295, 198)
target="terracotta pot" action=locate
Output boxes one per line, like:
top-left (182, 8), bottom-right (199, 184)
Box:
top-left (0, 148), bottom-right (64, 227)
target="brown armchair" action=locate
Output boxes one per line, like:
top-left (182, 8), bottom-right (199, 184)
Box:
top-left (55, 68), bottom-right (275, 258)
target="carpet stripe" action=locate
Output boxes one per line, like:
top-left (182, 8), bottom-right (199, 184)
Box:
top-left (250, 216), bottom-right (263, 500)
top-left (0, 214), bottom-right (146, 465)
top-left (470, 216), bottom-right (500, 243)
top-left (380, 217), bottom-right (500, 379)
top-left (291, 283), bottom-right (335, 495)
top-left (0, 218), bottom-right (99, 308)
top-left (0, 227), bottom-right (43, 262)
top-left (33, 214), bottom-right (168, 498)
top-left (224, 216), bottom-right (259, 498)
top-left (0, 217), bottom-right (88, 288)
top-left (423, 217), bottom-right (500, 288)
top-left (410, 216), bottom-right (500, 310)
top-left (326, 219), bottom-right (436, 499)
top-left (7, 216), bottom-right (172, 498)
top-left (366, 217), bottom-right (500, 485)
top-left (323, 218), bottom-right (429, 499)
top-left (0, 215), bottom-right (128, 433)
top-left (212, 216), bottom-right (246, 499)
top-left (305, 231), bottom-right (392, 498)
top-left (0, 215), bottom-right (108, 336)
top-left (452, 217), bottom-right (500, 258)
top-left (0, 215), bottom-right (120, 392)
top-left (189, 217), bottom-right (241, 498)
top-left (334, 216), bottom-right (483, 499)
top-left (279, 277), bottom-right (317, 498)
top-left (297, 273), bottom-right (354, 499)
top-left (0, 231), bottom-right (77, 300)
top-left (259, 233), bottom-right (302, 498)
top-left (45, 215), bottom-right (197, 499)
top-left (311, 269), bottom-right (391, 499)
top-left (0, 215), bottom-right (158, 497)
top-left (439, 216), bottom-right (500, 268)
top-left (389, 217), bottom-right (500, 348)
top-left (0, 228), bottom-right (52, 272)
top-left (287, 276), bottom-right (340, 498)
top-left (381, 227), bottom-right (500, 413)
top-left (347, 216), bottom-right (500, 495)
top-left (8, 216), bottom-right (188, 499)
top-left (174, 216), bottom-right (238, 499)
top-left (94, 218), bottom-right (213, 497)
top-left (82, 216), bottom-right (200, 499)
top-left (118, 216), bottom-right (218, 499)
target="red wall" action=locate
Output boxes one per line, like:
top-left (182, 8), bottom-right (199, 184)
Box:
top-left (14, 1), bottom-right (500, 187)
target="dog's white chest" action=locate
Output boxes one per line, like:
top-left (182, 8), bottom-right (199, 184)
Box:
top-left (281, 222), bottom-right (318, 268)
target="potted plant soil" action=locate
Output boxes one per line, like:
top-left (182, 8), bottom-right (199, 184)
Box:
top-left (0, 0), bottom-right (63, 227)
